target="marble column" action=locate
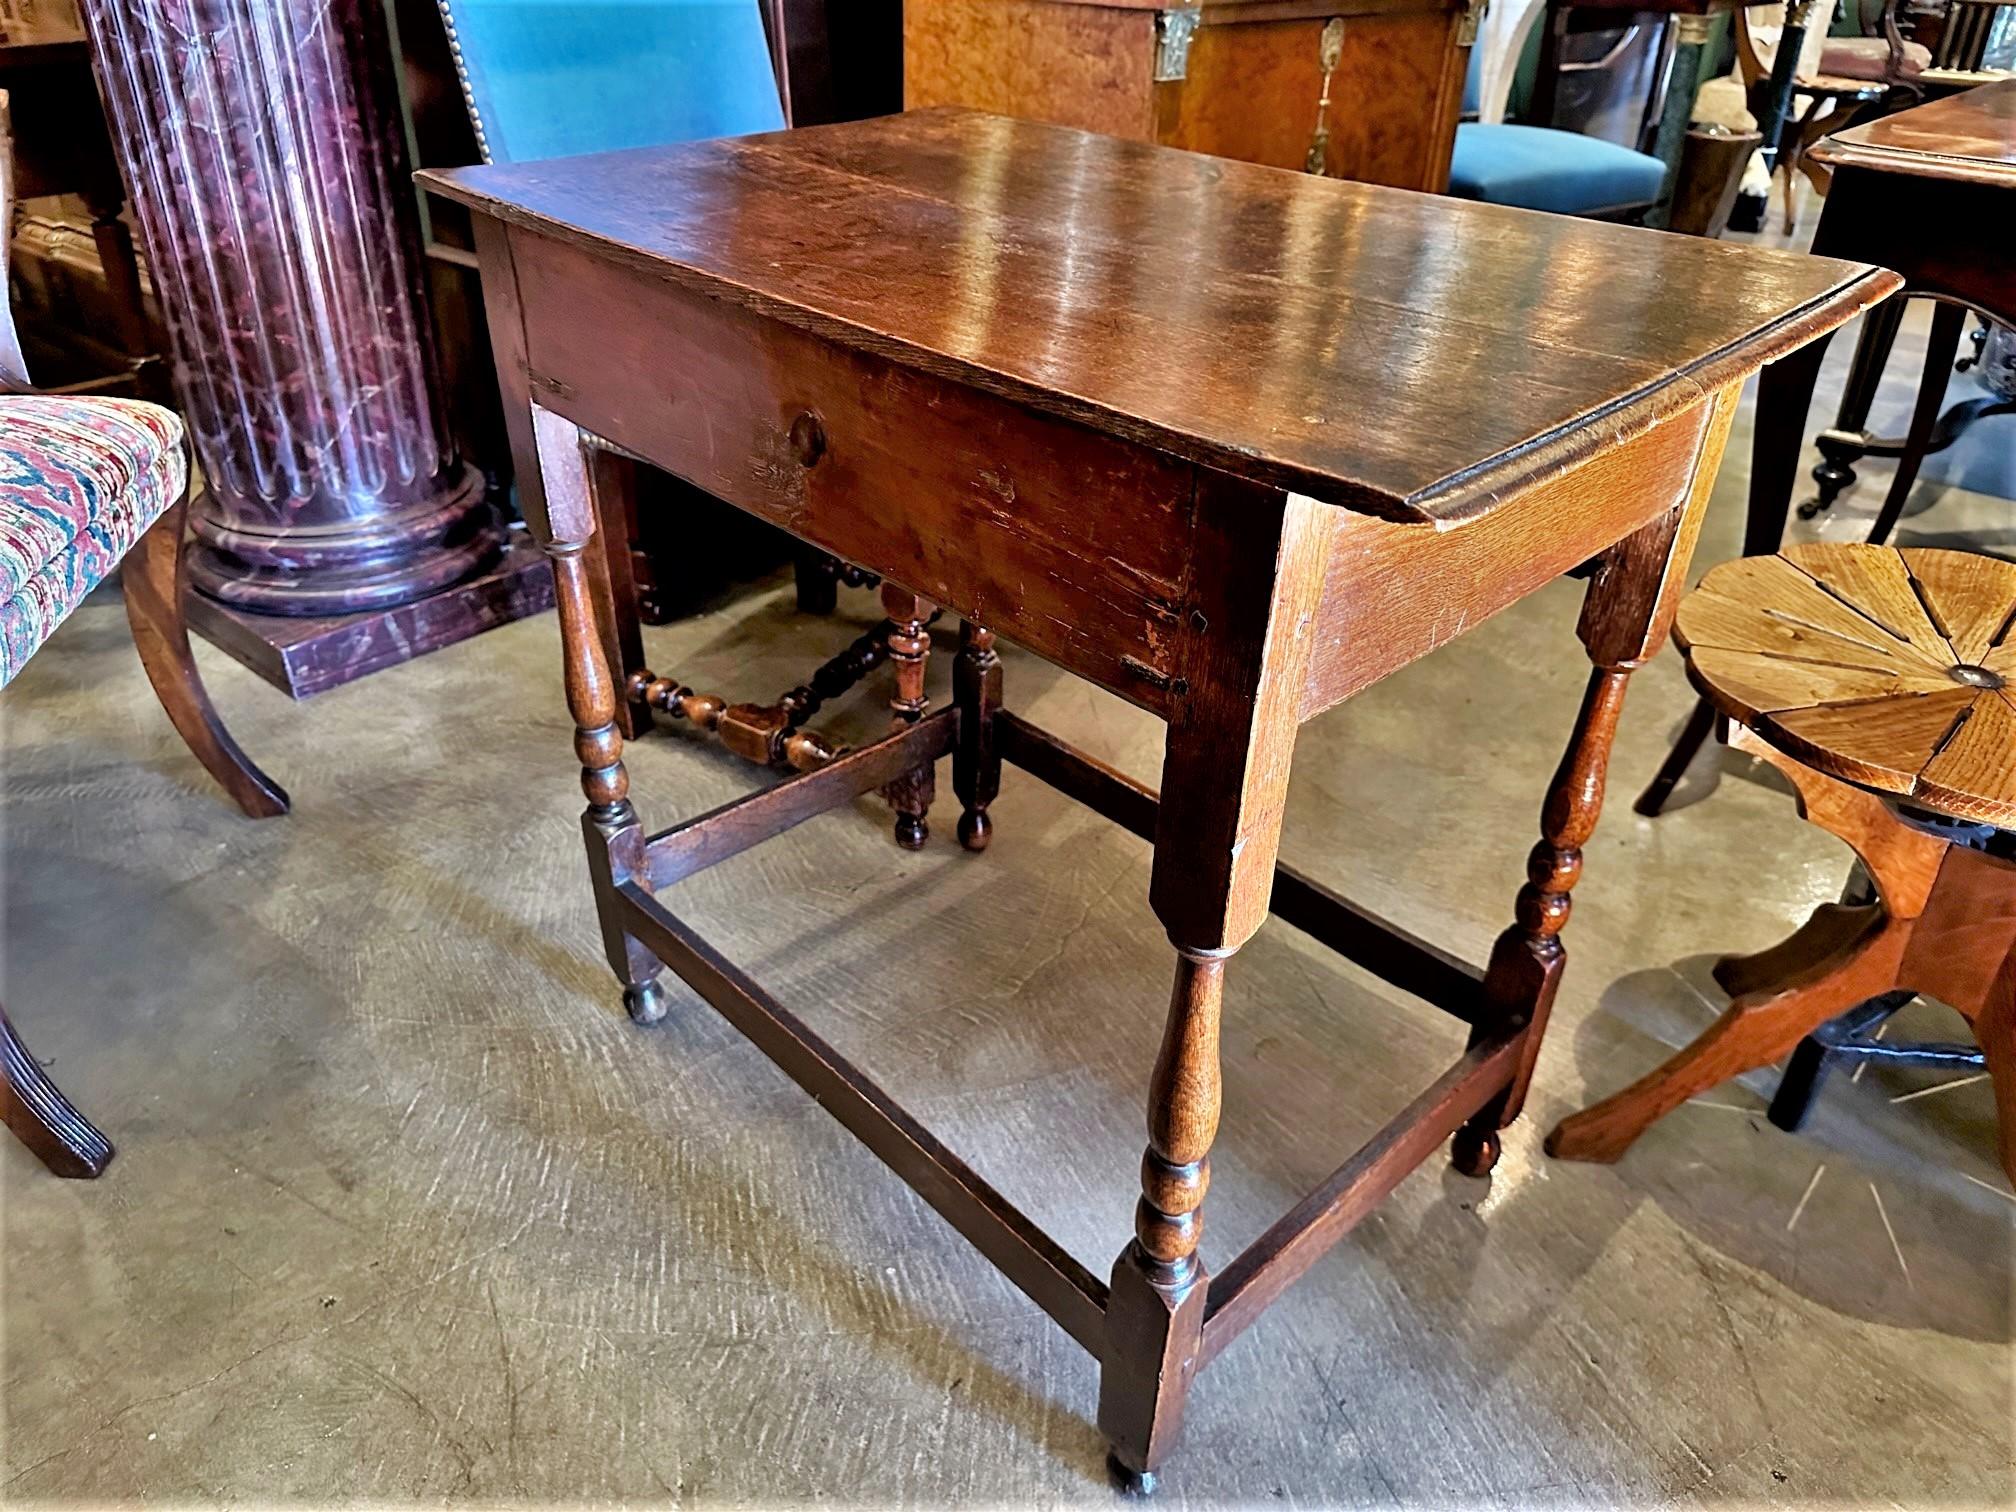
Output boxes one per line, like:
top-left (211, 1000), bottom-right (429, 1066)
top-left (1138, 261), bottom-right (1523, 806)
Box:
top-left (80, 0), bottom-right (501, 617)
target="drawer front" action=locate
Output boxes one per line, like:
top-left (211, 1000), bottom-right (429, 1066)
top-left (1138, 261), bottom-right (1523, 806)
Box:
top-left (1157, 11), bottom-right (1465, 191)
top-left (515, 230), bottom-right (1197, 713)
top-left (903, 0), bottom-right (1157, 141)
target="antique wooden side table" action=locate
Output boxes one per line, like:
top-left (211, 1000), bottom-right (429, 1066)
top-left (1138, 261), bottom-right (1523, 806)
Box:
top-left (1551, 543), bottom-right (2016, 1184)
top-left (422, 110), bottom-right (1889, 1486)
top-left (1637, 79), bottom-right (2016, 816)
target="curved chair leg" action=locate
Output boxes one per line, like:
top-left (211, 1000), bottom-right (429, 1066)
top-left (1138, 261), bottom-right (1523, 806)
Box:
top-left (1546, 906), bottom-right (1909, 1162)
top-left (1634, 697), bottom-right (1718, 816)
top-left (1809, 296), bottom-right (1907, 515)
top-left (124, 498), bottom-right (289, 818)
top-left (1867, 300), bottom-right (1967, 547)
top-left (1975, 953), bottom-right (2016, 1190)
top-left (1, 1003), bottom-right (113, 1178)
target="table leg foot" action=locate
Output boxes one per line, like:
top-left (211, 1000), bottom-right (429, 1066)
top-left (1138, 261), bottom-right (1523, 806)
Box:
top-left (1099, 950), bottom-right (1223, 1482)
top-left (1450, 1125), bottom-right (1501, 1177)
top-left (1107, 1452), bottom-right (1158, 1496)
top-left (624, 980), bottom-right (670, 1026)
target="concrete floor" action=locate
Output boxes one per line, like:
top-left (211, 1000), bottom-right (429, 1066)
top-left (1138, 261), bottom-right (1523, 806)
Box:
top-left (4, 303), bottom-right (2013, 1506)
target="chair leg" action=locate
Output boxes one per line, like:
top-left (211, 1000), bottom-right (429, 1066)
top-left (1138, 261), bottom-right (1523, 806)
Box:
top-left (1634, 697), bottom-right (1718, 817)
top-left (1975, 954), bottom-right (2016, 1191)
top-left (1809, 296), bottom-right (1907, 514)
top-left (1867, 300), bottom-right (1967, 547)
top-left (1547, 905), bottom-right (1909, 1163)
top-left (1, 1003), bottom-right (113, 1178)
top-left (123, 498), bottom-right (288, 818)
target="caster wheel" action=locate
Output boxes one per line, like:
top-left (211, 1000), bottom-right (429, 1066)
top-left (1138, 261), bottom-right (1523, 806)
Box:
top-left (1107, 1453), bottom-right (1157, 1496)
top-left (957, 809), bottom-right (992, 852)
top-left (1451, 1125), bottom-right (1502, 1177)
top-left (894, 813), bottom-right (928, 850)
top-left (624, 980), bottom-right (669, 1026)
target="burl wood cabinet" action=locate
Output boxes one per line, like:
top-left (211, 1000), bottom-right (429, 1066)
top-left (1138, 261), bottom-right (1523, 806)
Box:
top-left (904, 0), bottom-right (1472, 192)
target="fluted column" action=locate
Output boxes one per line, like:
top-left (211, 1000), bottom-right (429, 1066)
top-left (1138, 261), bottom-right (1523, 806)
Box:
top-left (81, 0), bottom-right (498, 614)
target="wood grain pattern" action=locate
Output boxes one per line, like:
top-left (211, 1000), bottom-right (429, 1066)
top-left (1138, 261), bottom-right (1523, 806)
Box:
top-left (903, 0), bottom-right (1156, 139)
top-left (508, 230), bottom-right (1193, 714)
top-left (420, 109), bottom-right (1892, 524)
top-left (1809, 77), bottom-right (2016, 188)
top-left (1678, 545), bottom-right (2016, 826)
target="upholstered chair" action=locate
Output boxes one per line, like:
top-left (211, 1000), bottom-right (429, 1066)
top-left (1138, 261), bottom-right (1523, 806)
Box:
top-left (0, 89), bottom-right (286, 1178)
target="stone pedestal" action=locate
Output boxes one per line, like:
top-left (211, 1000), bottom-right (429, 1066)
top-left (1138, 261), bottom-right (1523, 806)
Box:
top-left (81, 0), bottom-right (543, 691)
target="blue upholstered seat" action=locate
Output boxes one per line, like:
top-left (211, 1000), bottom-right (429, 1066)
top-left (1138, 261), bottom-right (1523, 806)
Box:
top-left (1448, 123), bottom-right (1667, 214)
top-left (1447, 39), bottom-right (1665, 216)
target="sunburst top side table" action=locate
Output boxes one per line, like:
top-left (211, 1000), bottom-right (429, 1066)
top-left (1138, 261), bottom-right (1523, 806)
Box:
top-left (1550, 542), bottom-right (2016, 1184)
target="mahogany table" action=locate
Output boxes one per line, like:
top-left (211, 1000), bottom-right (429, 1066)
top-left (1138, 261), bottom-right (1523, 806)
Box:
top-left (1636, 79), bottom-right (2016, 817)
top-left (423, 110), bottom-right (1889, 1487)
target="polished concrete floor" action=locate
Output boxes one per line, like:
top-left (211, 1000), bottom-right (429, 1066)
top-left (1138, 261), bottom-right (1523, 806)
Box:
top-left (4, 304), bottom-right (2013, 1506)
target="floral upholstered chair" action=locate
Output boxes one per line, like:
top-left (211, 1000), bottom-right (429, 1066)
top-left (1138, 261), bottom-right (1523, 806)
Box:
top-left (0, 90), bottom-right (286, 1178)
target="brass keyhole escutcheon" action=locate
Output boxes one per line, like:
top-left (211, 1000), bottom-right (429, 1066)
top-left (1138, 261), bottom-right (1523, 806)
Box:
top-left (1305, 18), bottom-right (1347, 175)
top-left (789, 410), bottom-right (827, 467)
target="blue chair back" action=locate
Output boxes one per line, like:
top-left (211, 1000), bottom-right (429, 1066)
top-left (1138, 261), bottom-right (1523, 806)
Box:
top-left (438, 0), bottom-right (786, 163)
top-left (1462, 32), bottom-right (1485, 116)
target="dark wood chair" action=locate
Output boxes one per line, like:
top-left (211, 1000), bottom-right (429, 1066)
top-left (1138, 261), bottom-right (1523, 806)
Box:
top-left (0, 90), bottom-right (288, 1178)
top-left (1735, 0), bottom-right (1926, 232)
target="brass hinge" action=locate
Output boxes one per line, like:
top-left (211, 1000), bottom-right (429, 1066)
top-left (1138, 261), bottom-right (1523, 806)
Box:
top-left (1154, 6), bottom-right (1203, 81)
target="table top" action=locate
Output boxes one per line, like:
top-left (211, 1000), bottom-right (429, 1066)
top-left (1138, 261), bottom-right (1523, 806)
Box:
top-left (1675, 544), bottom-right (2016, 828)
top-left (424, 108), bottom-right (1889, 526)
top-left (1809, 78), bottom-right (2016, 188)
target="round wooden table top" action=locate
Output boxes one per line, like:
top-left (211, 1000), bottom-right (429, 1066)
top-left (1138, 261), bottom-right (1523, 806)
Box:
top-left (1674, 543), bottom-right (2016, 829)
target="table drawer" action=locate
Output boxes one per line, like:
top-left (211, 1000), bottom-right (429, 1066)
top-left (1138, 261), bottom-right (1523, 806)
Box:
top-left (514, 230), bottom-right (1199, 713)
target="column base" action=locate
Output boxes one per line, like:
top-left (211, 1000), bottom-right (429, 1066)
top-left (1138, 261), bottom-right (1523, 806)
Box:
top-left (185, 528), bottom-right (555, 699)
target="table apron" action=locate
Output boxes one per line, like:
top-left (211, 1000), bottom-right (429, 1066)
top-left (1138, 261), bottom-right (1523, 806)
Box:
top-left (1300, 394), bottom-right (1717, 715)
top-left (512, 228), bottom-right (1199, 718)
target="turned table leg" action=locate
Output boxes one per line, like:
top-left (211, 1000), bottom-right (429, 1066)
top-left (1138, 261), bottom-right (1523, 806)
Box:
top-left (1458, 389), bottom-right (1736, 1174)
top-left (530, 406), bottom-right (668, 1026)
top-left (1100, 483), bottom-right (1331, 1486)
top-left (953, 621), bottom-right (1001, 852)
top-left (882, 583), bottom-right (937, 850)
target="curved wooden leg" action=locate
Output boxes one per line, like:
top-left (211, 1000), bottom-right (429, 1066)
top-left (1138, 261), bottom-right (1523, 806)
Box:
top-left (1, 1003), bottom-right (113, 1178)
top-left (1810, 296), bottom-right (1907, 513)
top-left (1547, 906), bottom-right (1910, 1162)
top-left (1969, 948), bottom-right (2016, 1190)
top-left (124, 498), bottom-right (289, 818)
top-left (1867, 300), bottom-right (1967, 547)
top-left (1712, 901), bottom-right (1883, 999)
top-left (1635, 697), bottom-right (1718, 817)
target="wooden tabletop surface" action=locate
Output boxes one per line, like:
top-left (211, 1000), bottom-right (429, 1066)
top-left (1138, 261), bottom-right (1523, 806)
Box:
top-left (1676, 544), bottom-right (2016, 827)
top-left (1810, 78), bottom-right (2016, 188)
top-left (424, 109), bottom-right (1891, 525)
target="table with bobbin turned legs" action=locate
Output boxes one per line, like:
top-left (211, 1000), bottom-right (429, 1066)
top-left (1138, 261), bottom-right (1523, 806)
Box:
top-left (422, 110), bottom-right (1891, 1487)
